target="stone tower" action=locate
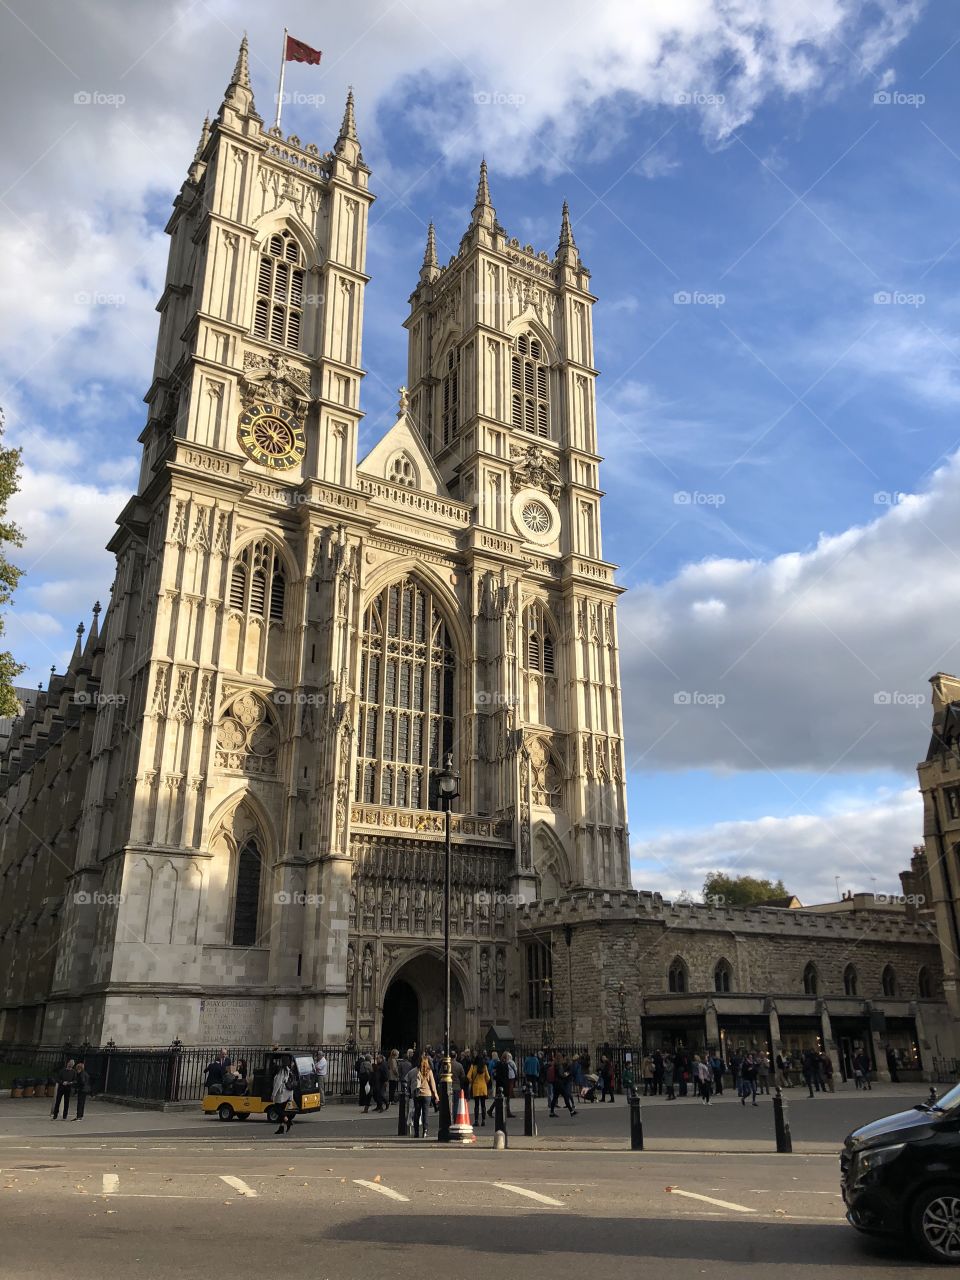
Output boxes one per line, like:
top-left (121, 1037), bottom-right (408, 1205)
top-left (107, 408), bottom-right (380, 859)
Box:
top-left (6, 41), bottom-right (630, 1050)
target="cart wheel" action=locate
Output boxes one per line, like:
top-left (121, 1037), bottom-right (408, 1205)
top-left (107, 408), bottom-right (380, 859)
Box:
top-left (236, 1110), bottom-right (250, 1120)
top-left (217, 1103), bottom-right (235, 1121)
top-left (265, 1105), bottom-right (280, 1124)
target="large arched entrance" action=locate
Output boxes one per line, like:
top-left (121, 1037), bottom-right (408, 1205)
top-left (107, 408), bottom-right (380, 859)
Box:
top-left (379, 951), bottom-right (467, 1053)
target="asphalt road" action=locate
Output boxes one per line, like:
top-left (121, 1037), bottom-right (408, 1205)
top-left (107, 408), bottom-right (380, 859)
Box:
top-left (0, 1083), bottom-right (928, 1148)
top-left (0, 1145), bottom-right (939, 1278)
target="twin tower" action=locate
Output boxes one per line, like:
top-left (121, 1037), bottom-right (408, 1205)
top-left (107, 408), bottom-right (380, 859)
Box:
top-left (0, 38), bottom-right (630, 1050)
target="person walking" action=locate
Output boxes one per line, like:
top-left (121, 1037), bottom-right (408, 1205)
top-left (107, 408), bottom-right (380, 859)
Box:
top-left (412, 1054), bottom-right (439, 1138)
top-left (599, 1056), bottom-right (616, 1103)
top-left (356, 1053), bottom-right (373, 1112)
top-left (550, 1057), bottom-right (577, 1117)
top-left (502, 1052), bottom-right (518, 1117)
top-left (371, 1054), bottom-right (389, 1112)
top-left (739, 1055), bottom-right (758, 1106)
top-left (313, 1050), bottom-right (328, 1106)
top-left (72, 1061), bottom-right (91, 1121)
top-left (663, 1052), bottom-right (676, 1100)
top-left (467, 1055), bottom-right (491, 1126)
top-left (695, 1056), bottom-right (713, 1104)
top-left (51, 1060), bottom-right (76, 1121)
top-left (641, 1055), bottom-right (655, 1097)
top-left (820, 1051), bottom-right (835, 1094)
top-left (802, 1048), bottom-right (819, 1098)
top-left (271, 1055), bottom-right (296, 1134)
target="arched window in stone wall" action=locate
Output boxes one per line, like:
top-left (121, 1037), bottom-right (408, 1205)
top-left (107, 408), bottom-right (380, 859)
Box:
top-left (802, 962), bottom-right (819, 995)
top-left (881, 964), bottom-right (897, 997)
top-left (668, 956), bottom-right (688, 993)
top-left (232, 838), bottom-right (263, 946)
top-left (714, 958), bottom-right (733, 993)
top-left (252, 229), bottom-right (304, 350)
top-left (387, 452), bottom-right (417, 489)
top-left (355, 576), bottom-right (456, 809)
top-left (511, 334), bottom-right (550, 438)
top-left (843, 963), bottom-right (858, 996)
top-left (918, 965), bottom-right (934, 998)
top-left (229, 540), bottom-right (286, 622)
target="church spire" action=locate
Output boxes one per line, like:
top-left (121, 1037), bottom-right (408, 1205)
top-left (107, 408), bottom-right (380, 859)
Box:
top-left (188, 115), bottom-right (211, 184)
top-left (556, 199), bottom-right (580, 268)
top-left (471, 158), bottom-right (495, 228)
top-left (419, 221), bottom-right (439, 284)
top-left (219, 34), bottom-right (258, 123)
top-left (334, 87), bottom-right (363, 166)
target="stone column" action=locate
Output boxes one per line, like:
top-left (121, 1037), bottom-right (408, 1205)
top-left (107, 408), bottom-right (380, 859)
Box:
top-left (704, 1000), bottom-right (720, 1054)
top-left (911, 1001), bottom-right (931, 1079)
top-left (767, 1001), bottom-right (783, 1059)
top-left (819, 1001), bottom-right (842, 1085)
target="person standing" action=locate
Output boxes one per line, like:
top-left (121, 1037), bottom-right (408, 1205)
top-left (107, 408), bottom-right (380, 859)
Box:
top-left (72, 1061), bottom-right (91, 1121)
top-left (386, 1049), bottom-right (400, 1105)
top-left (356, 1053), bottom-right (373, 1112)
top-left (641, 1055), bottom-right (654, 1096)
top-left (523, 1050), bottom-right (540, 1097)
top-left (663, 1053), bottom-right (676, 1100)
top-left (886, 1046), bottom-right (900, 1084)
top-left (599, 1056), bottom-right (616, 1103)
top-left (51, 1060), bottom-right (76, 1121)
top-left (412, 1055), bottom-right (439, 1138)
top-left (757, 1052), bottom-right (771, 1095)
top-left (802, 1049), bottom-right (819, 1098)
top-left (467, 1055), bottom-right (491, 1127)
top-left (652, 1050), bottom-right (664, 1096)
top-left (313, 1050), bottom-right (328, 1106)
top-left (696, 1056), bottom-right (713, 1104)
top-left (740, 1054), bottom-right (758, 1106)
top-left (271, 1056), bottom-right (295, 1135)
top-left (711, 1052), bottom-right (725, 1096)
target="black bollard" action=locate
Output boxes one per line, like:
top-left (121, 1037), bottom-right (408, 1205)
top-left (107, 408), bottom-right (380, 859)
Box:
top-left (397, 1082), bottom-right (409, 1137)
top-left (773, 1086), bottom-right (792, 1153)
top-left (524, 1081), bottom-right (537, 1137)
top-left (629, 1088), bottom-right (643, 1150)
top-left (494, 1089), bottom-right (507, 1139)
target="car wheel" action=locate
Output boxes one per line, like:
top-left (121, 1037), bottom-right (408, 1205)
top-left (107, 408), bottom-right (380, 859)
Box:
top-left (217, 1103), bottom-right (235, 1122)
top-left (911, 1184), bottom-right (960, 1264)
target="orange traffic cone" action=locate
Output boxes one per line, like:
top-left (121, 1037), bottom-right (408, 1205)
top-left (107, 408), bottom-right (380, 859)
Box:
top-left (449, 1089), bottom-right (477, 1144)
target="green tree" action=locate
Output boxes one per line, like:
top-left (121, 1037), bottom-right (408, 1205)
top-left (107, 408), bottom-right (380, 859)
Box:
top-left (0, 409), bottom-right (25, 716)
top-left (702, 871), bottom-right (790, 907)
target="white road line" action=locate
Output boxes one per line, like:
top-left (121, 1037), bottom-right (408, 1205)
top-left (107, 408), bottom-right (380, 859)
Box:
top-left (220, 1175), bottom-right (258, 1198)
top-left (494, 1182), bottom-right (566, 1207)
top-left (667, 1188), bottom-right (756, 1214)
top-left (102, 1173), bottom-right (120, 1195)
top-left (353, 1179), bottom-right (409, 1202)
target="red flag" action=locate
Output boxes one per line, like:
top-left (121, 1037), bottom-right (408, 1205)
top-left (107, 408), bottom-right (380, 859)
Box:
top-left (285, 34), bottom-right (322, 65)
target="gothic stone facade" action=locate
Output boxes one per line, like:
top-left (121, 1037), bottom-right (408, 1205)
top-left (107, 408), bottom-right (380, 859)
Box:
top-left (0, 42), bottom-right (952, 1066)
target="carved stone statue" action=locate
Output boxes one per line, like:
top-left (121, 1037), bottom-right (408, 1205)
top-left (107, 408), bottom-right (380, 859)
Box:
top-left (479, 948), bottom-right (490, 995)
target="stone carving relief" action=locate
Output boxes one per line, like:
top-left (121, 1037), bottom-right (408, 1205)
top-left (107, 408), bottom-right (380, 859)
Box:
top-left (214, 691), bottom-right (279, 776)
top-left (509, 443), bottom-right (562, 501)
top-left (240, 350), bottom-right (311, 411)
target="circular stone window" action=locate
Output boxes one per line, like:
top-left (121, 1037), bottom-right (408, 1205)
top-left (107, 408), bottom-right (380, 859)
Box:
top-left (511, 488), bottom-right (560, 546)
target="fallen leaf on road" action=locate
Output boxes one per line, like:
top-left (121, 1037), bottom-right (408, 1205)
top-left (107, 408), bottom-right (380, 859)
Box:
top-left (373, 1174), bottom-right (382, 1183)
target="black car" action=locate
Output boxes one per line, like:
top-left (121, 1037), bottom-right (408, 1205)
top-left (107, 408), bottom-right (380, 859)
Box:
top-left (843, 1082), bottom-right (960, 1263)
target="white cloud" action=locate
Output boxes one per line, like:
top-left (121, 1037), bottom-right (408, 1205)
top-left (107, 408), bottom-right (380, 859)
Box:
top-left (619, 449), bottom-right (960, 773)
top-left (0, 0), bottom-right (922, 406)
top-left (632, 785), bottom-right (920, 903)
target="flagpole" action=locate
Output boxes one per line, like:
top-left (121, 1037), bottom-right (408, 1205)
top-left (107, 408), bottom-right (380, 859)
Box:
top-left (274, 26), bottom-right (287, 130)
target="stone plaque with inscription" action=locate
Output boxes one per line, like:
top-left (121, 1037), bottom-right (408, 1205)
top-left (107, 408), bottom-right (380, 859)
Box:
top-left (198, 998), bottom-right (265, 1044)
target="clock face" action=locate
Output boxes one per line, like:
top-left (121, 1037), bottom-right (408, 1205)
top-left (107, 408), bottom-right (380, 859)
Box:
top-left (238, 401), bottom-right (306, 470)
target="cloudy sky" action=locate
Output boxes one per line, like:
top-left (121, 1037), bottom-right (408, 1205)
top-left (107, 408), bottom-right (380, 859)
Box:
top-left (0, 0), bottom-right (956, 903)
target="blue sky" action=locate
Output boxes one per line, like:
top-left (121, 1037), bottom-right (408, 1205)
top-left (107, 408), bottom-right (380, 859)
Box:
top-left (1, 0), bottom-right (957, 902)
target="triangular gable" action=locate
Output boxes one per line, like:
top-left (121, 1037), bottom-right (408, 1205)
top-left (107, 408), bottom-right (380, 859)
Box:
top-left (357, 413), bottom-right (446, 496)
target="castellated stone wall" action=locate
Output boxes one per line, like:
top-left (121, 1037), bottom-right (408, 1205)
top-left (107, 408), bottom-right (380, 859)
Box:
top-left (517, 891), bottom-right (946, 1046)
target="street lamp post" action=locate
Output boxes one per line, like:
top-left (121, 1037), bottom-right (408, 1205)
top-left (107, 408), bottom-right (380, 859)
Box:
top-left (436, 752), bottom-right (460, 1143)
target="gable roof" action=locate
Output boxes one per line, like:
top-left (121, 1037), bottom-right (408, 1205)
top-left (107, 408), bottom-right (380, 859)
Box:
top-left (357, 410), bottom-right (446, 496)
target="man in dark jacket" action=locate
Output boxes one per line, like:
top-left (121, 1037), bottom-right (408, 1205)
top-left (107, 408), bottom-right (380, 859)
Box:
top-left (51, 1060), bottom-right (77, 1120)
top-left (372, 1055), bottom-right (389, 1112)
top-left (73, 1061), bottom-right (91, 1120)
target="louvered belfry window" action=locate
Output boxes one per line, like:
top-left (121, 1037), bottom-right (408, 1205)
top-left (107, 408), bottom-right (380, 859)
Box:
top-left (511, 334), bottom-right (549, 438)
top-left (356, 577), bottom-right (456, 810)
top-left (441, 346), bottom-right (460, 447)
top-left (228, 540), bottom-right (286, 622)
top-left (253, 230), bottom-right (304, 351)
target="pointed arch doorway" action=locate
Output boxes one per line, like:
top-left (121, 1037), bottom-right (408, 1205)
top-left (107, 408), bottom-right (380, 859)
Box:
top-left (379, 951), bottom-right (468, 1053)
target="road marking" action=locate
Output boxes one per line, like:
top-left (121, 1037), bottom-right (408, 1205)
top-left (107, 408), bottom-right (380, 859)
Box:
top-left (353, 1179), bottom-right (409, 1202)
top-left (102, 1173), bottom-right (119, 1195)
top-left (494, 1182), bottom-right (565, 1207)
top-left (220, 1175), bottom-right (257, 1197)
top-left (667, 1188), bottom-right (756, 1214)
